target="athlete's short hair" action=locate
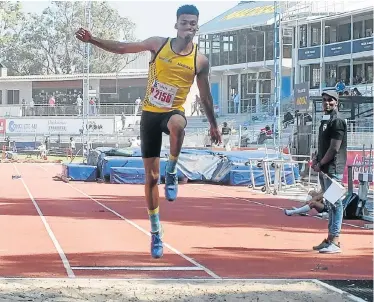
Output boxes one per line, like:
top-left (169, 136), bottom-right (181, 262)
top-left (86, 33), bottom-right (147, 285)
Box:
top-left (177, 5), bottom-right (199, 19)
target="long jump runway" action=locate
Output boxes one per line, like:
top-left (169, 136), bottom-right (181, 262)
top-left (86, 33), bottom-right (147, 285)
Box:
top-left (0, 163), bottom-right (372, 301)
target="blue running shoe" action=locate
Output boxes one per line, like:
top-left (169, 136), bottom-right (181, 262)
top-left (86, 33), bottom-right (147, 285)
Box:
top-left (151, 230), bottom-right (163, 259)
top-left (165, 171), bottom-right (178, 202)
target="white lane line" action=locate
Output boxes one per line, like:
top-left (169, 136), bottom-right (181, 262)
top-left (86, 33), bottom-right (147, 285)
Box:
top-left (65, 182), bottom-right (220, 279)
top-left (13, 164), bottom-right (75, 278)
top-left (71, 266), bottom-right (203, 271)
top-left (194, 186), bottom-right (368, 230)
top-left (313, 279), bottom-right (368, 302)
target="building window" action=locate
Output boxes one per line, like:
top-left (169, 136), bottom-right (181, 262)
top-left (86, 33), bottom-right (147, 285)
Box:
top-left (237, 29), bottom-right (247, 63)
top-left (227, 74), bottom-right (238, 113)
top-left (325, 64), bottom-right (338, 88)
top-left (310, 64), bottom-right (321, 89)
top-left (325, 24), bottom-right (337, 44)
top-left (338, 23), bottom-right (351, 42)
top-left (240, 73), bottom-right (257, 113)
top-left (301, 65), bottom-right (310, 83)
top-left (353, 64), bottom-right (363, 85)
top-left (311, 23), bottom-right (321, 46)
top-left (256, 31), bottom-right (264, 61)
top-left (282, 28), bottom-right (292, 59)
top-left (300, 25), bottom-right (307, 47)
top-left (7, 90), bottom-right (20, 104)
top-left (0, 90), bottom-right (2, 104)
top-left (338, 65), bottom-right (350, 85)
top-left (364, 18), bottom-right (373, 37)
top-left (259, 72), bottom-right (272, 94)
top-left (353, 21), bottom-right (363, 39)
top-left (265, 29), bottom-right (274, 60)
top-left (247, 32), bottom-right (257, 62)
top-left (364, 63), bottom-right (373, 83)
top-left (220, 34), bottom-right (230, 65)
top-left (198, 35), bottom-right (210, 63)
top-left (211, 34), bottom-right (220, 67)
top-left (229, 32), bottom-right (238, 65)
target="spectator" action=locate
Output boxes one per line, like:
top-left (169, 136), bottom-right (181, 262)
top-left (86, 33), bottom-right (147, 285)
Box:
top-left (76, 95), bottom-right (82, 116)
top-left (134, 97), bottom-right (141, 116)
top-left (49, 95), bottom-right (56, 115)
top-left (233, 92), bottom-right (240, 114)
top-left (335, 80), bottom-right (345, 96)
top-left (29, 99), bottom-right (35, 116)
top-left (221, 122), bottom-right (232, 149)
top-left (89, 97), bottom-right (96, 115)
top-left (191, 95), bottom-right (201, 116)
top-left (121, 112), bottom-right (126, 130)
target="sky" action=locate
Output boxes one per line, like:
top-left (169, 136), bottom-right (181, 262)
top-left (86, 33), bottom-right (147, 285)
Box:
top-left (15, 0), bottom-right (374, 40)
top-left (18, 0), bottom-right (237, 40)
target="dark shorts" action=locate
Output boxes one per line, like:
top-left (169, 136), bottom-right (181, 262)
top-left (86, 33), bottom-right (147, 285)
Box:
top-left (140, 110), bottom-right (187, 158)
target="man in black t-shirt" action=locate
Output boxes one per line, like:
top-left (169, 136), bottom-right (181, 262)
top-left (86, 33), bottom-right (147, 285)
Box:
top-left (311, 90), bottom-right (347, 254)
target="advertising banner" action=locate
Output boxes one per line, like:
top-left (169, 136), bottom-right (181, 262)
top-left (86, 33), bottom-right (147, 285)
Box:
top-left (324, 41), bottom-right (351, 57)
top-left (294, 82), bottom-right (310, 111)
top-left (298, 46), bottom-right (320, 60)
top-left (5, 118), bottom-right (115, 135)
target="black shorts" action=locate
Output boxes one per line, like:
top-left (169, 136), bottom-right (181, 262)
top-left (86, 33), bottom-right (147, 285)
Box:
top-left (140, 110), bottom-right (187, 158)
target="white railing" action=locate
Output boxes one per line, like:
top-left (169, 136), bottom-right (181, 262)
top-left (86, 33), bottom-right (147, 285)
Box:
top-left (0, 103), bottom-right (141, 117)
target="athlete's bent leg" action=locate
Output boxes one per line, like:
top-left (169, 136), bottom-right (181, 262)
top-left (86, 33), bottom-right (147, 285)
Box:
top-left (164, 114), bottom-right (187, 202)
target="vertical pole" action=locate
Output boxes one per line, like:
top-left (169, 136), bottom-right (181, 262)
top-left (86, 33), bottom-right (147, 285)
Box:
top-left (273, 1), bottom-right (281, 149)
top-left (83, 1), bottom-right (91, 146)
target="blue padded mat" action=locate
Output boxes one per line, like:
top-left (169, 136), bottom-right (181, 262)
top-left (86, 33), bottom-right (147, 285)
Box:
top-left (110, 167), bottom-right (148, 184)
top-left (101, 156), bottom-right (144, 180)
top-left (63, 163), bottom-right (97, 181)
top-left (229, 170), bottom-right (251, 186)
top-left (100, 156), bottom-right (185, 182)
top-left (87, 147), bottom-right (301, 187)
top-left (228, 167), bottom-right (296, 186)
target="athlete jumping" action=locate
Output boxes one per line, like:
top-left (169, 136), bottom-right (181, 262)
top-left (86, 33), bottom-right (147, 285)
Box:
top-left (75, 5), bottom-right (221, 259)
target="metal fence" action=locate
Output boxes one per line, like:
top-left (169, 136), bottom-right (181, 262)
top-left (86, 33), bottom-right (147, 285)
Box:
top-left (0, 103), bottom-right (140, 117)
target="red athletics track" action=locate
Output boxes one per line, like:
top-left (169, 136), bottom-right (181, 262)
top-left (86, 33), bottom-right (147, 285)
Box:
top-left (0, 162), bottom-right (372, 280)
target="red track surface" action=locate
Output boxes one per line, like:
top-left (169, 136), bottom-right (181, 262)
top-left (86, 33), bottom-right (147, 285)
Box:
top-left (0, 163), bottom-right (372, 279)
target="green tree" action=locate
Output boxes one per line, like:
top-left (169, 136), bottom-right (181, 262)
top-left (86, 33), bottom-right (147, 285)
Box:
top-left (0, 1), bottom-right (31, 75)
top-left (2, 1), bottom-right (138, 75)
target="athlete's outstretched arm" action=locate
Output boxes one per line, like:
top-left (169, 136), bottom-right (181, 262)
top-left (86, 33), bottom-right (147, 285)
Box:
top-left (196, 54), bottom-right (221, 144)
top-left (75, 28), bottom-right (163, 54)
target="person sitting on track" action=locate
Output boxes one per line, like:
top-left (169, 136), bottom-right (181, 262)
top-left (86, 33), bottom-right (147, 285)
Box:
top-left (284, 189), bottom-right (328, 217)
top-left (75, 4), bottom-right (221, 259)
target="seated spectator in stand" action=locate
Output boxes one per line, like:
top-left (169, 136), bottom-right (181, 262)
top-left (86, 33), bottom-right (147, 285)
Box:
top-left (221, 122), bottom-right (232, 149)
top-left (352, 87), bottom-right (362, 96)
top-left (335, 80), bottom-right (345, 96)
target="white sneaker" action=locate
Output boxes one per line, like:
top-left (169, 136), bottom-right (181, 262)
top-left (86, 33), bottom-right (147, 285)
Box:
top-left (319, 243), bottom-right (341, 254)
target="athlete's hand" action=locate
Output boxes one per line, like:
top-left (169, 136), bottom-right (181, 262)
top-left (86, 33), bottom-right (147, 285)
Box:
top-left (75, 28), bottom-right (92, 43)
top-left (210, 125), bottom-right (222, 145)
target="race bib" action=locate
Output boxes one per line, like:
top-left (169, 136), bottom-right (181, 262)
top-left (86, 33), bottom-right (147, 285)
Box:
top-left (149, 80), bottom-right (178, 108)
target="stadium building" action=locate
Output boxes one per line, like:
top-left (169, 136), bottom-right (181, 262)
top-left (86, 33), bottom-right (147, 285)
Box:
top-left (289, 4), bottom-right (373, 96)
top-left (197, 1), bottom-right (293, 116)
top-left (197, 1), bottom-right (373, 117)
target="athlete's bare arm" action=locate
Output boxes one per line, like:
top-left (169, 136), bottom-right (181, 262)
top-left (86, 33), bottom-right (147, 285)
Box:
top-left (196, 52), bottom-right (221, 144)
top-left (75, 28), bottom-right (165, 55)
